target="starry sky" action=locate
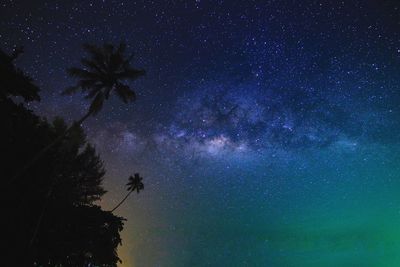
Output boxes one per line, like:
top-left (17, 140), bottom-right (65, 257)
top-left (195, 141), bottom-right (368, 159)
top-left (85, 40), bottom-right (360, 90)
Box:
top-left (2, 0), bottom-right (400, 266)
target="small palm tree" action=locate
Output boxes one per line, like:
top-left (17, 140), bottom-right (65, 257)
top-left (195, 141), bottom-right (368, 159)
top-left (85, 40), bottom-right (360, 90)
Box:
top-left (10, 42), bottom-right (145, 184)
top-left (111, 173), bottom-right (144, 212)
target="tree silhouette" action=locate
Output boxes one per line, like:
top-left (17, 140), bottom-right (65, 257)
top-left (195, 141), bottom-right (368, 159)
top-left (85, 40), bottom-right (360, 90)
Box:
top-left (9, 42), bottom-right (145, 184)
top-left (1, 47), bottom-right (131, 266)
top-left (2, 102), bottom-right (126, 266)
top-left (111, 173), bottom-right (144, 212)
top-left (0, 47), bottom-right (40, 102)
top-left (64, 42), bottom-right (145, 118)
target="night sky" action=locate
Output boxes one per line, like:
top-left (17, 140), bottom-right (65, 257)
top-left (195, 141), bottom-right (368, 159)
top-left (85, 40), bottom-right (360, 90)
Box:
top-left (2, 0), bottom-right (400, 266)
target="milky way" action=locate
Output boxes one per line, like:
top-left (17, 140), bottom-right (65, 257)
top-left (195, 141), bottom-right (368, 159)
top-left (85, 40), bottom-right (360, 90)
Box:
top-left (2, 1), bottom-right (400, 266)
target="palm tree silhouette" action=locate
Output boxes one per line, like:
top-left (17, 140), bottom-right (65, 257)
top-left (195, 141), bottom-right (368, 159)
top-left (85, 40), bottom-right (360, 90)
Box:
top-left (9, 42), bottom-right (145, 184)
top-left (111, 173), bottom-right (144, 212)
top-left (64, 42), bottom-right (145, 118)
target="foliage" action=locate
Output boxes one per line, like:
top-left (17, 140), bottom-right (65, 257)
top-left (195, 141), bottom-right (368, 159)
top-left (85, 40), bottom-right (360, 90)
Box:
top-left (127, 173), bottom-right (144, 193)
top-left (0, 47), bottom-right (40, 102)
top-left (64, 42), bottom-right (145, 115)
top-left (1, 48), bottom-right (126, 267)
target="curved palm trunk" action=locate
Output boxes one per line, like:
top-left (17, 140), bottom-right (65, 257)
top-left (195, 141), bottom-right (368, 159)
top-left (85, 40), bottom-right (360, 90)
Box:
top-left (27, 175), bottom-right (58, 255)
top-left (8, 110), bottom-right (93, 185)
top-left (28, 185), bottom-right (53, 249)
top-left (110, 190), bottom-right (133, 213)
top-left (19, 110), bottom-right (92, 259)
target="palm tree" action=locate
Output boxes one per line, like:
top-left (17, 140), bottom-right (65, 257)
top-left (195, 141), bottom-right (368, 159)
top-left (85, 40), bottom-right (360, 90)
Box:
top-left (64, 42), bottom-right (145, 119)
top-left (111, 173), bottom-right (144, 212)
top-left (9, 42), bottom-right (145, 184)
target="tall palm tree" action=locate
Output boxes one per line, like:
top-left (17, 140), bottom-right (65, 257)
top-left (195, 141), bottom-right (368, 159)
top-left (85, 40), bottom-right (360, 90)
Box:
top-left (111, 173), bottom-right (144, 212)
top-left (9, 42), bottom-right (145, 184)
top-left (64, 42), bottom-right (145, 120)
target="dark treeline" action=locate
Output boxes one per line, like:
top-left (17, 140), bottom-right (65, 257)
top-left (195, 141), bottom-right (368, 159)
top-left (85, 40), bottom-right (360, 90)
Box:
top-left (1, 44), bottom-right (144, 267)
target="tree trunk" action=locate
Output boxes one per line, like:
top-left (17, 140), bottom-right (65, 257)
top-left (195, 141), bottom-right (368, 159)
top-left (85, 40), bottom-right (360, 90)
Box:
top-left (28, 183), bottom-right (53, 248)
top-left (17, 110), bottom-right (93, 262)
top-left (110, 190), bottom-right (133, 212)
top-left (8, 110), bottom-right (93, 185)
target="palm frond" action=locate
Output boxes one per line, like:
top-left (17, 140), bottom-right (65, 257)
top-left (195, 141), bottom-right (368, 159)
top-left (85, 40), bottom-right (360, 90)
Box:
top-left (79, 79), bottom-right (99, 90)
top-left (62, 86), bottom-right (81, 96)
top-left (85, 85), bottom-right (104, 99)
top-left (89, 92), bottom-right (105, 115)
top-left (125, 173), bottom-right (144, 193)
top-left (83, 44), bottom-right (108, 70)
top-left (110, 54), bottom-right (124, 72)
top-left (115, 83), bottom-right (136, 103)
top-left (81, 58), bottom-right (104, 74)
top-left (136, 183), bottom-right (144, 193)
top-left (123, 53), bottom-right (135, 68)
top-left (67, 67), bottom-right (97, 79)
top-left (104, 86), bottom-right (113, 99)
top-left (119, 68), bottom-right (145, 80)
top-left (83, 44), bottom-right (103, 58)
